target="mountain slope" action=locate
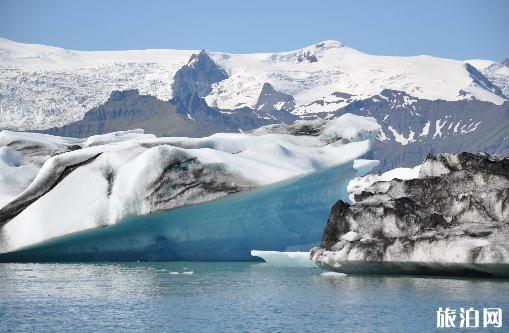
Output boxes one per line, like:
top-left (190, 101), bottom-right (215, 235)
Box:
top-left (333, 89), bottom-right (509, 171)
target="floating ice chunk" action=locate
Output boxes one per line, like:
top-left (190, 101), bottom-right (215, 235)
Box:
top-left (182, 271), bottom-right (194, 275)
top-left (251, 250), bottom-right (315, 267)
top-left (320, 272), bottom-right (347, 277)
top-left (169, 271), bottom-right (179, 275)
top-left (352, 159), bottom-right (380, 176)
top-left (319, 113), bottom-right (381, 144)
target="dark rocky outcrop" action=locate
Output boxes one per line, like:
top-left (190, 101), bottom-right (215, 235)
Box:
top-left (255, 83), bottom-right (295, 113)
top-left (41, 89), bottom-right (239, 138)
top-left (464, 63), bottom-right (507, 99)
top-left (40, 88), bottom-right (297, 138)
top-left (312, 152), bottom-right (509, 277)
top-left (171, 50), bottom-right (228, 98)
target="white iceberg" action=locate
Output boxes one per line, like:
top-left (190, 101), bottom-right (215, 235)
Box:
top-left (0, 115), bottom-right (380, 260)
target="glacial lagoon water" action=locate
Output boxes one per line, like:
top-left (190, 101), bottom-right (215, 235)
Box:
top-left (0, 262), bottom-right (508, 333)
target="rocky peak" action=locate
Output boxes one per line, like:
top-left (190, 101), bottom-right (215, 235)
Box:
top-left (171, 50), bottom-right (228, 99)
top-left (464, 63), bottom-right (506, 99)
top-left (255, 83), bottom-right (295, 113)
top-left (502, 58), bottom-right (509, 67)
top-left (108, 89), bottom-right (141, 101)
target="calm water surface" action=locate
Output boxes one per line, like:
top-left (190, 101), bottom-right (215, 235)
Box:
top-left (0, 262), bottom-right (507, 332)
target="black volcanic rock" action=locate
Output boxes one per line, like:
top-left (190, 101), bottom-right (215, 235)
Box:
top-left (311, 152), bottom-right (509, 277)
top-left (171, 50), bottom-right (228, 99)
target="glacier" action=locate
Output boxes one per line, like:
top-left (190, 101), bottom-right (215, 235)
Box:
top-left (0, 114), bottom-right (380, 261)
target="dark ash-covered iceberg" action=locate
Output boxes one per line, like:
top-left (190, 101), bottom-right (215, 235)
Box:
top-left (311, 152), bottom-right (509, 278)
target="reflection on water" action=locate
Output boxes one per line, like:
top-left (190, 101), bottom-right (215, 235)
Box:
top-left (0, 262), bottom-right (507, 332)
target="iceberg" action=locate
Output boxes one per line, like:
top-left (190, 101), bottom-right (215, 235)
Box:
top-left (312, 152), bottom-right (509, 278)
top-left (250, 250), bottom-right (315, 267)
top-left (0, 114), bottom-right (380, 261)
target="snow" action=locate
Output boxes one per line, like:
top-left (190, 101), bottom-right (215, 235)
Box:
top-left (250, 250), bottom-right (315, 267)
top-left (0, 115), bottom-right (381, 254)
top-left (0, 130), bottom-right (82, 208)
top-left (433, 119), bottom-right (446, 138)
top-left (83, 129), bottom-right (156, 147)
top-left (419, 121), bottom-right (431, 137)
top-left (208, 43), bottom-right (506, 114)
top-left (347, 164), bottom-right (421, 202)
top-left (0, 147), bottom-right (40, 207)
top-left (341, 231), bottom-right (361, 242)
top-left (387, 126), bottom-right (415, 145)
top-left (464, 59), bottom-right (496, 71)
top-left (273, 101), bottom-right (285, 110)
top-left (1, 37), bottom-right (506, 131)
top-left (0, 37), bottom-right (195, 130)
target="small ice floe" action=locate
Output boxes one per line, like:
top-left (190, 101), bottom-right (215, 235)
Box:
top-left (250, 250), bottom-right (315, 267)
top-left (321, 272), bottom-right (347, 278)
top-left (169, 269), bottom-right (194, 275)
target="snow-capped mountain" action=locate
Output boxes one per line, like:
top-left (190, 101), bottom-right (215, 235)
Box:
top-left (1, 37), bottom-right (507, 131)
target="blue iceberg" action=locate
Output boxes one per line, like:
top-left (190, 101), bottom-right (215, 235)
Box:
top-left (0, 163), bottom-right (358, 262)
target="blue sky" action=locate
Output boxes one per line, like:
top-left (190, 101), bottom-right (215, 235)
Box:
top-left (0, 0), bottom-right (508, 61)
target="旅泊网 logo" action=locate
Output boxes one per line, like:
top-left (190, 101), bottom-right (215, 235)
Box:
top-left (436, 307), bottom-right (502, 328)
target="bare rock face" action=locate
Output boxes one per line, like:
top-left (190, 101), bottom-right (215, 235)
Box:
top-left (312, 152), bottom-right (509, 278)
top-left (171, 51), bottom-right (228, 99)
